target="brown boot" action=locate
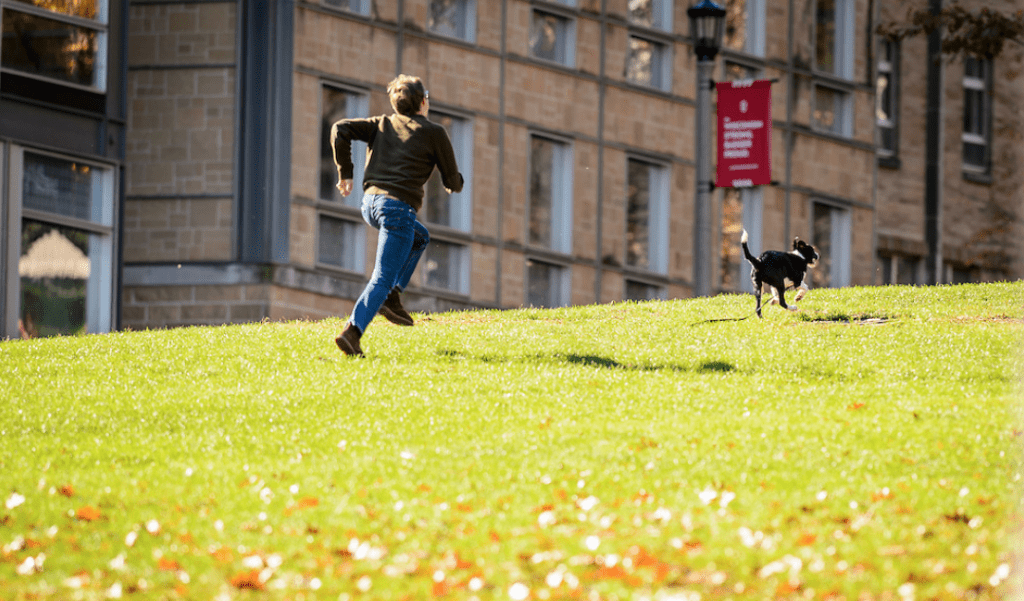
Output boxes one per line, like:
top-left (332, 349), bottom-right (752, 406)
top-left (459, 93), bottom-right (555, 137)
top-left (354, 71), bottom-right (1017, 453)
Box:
top-left (379, 288), bottom-right (414, 326)
top-left (335, 323), bottom-right (364, 357)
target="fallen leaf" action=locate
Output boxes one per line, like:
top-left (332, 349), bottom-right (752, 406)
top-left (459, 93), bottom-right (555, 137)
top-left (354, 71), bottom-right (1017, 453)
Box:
top-left (76, 506), bottom-right (101, 521)
top-left (797, 532), bottom-right (817, 546)
top-left (158, 557), bottom-right (181, 571)
top-left (847, 402), bottom-right (866, 411)
top-left (230, 569), bottom-right (264, 590)
top-left (59, 485), bottom-right (74, 498)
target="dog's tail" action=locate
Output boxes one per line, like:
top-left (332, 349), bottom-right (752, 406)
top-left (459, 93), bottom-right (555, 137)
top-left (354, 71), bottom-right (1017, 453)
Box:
top-left (741, 229), bottom-right (761, 268)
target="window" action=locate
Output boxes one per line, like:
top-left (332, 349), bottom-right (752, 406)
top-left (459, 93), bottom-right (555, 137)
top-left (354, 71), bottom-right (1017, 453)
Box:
top-left (322, 0), bottom-right (369, 15)
top-left (876, 39), bottom-right (899, 158)
top-left (527, 258), bottom-right (570, 308)
top-left (625, 280), bottom-right (664, 301)
top-left (719, 187), bottom-right (762, 293)
top-left (318, 85), bottom-right (368, 273)
top-left (7, 148), bottom-right (115, 338)
top-left (811, 202), bottom-right (851, 288)
top-left (423, 112), bottom-right (473, 232)
top-left (418, 239), bottom-right (469, 294)
top-left (878, 253), bottom-right (919, 285)
top-left (530, 9), bottom-right (575, 67)
top-left (723, 0), bottom-right (765, 56)
top-left (320, 85), bottom-right (368, 208)
top-left (317, 215), bottom-right (364, 273)
top-left (626, 36), bottom-right (671, 91)
top-left (963, 56), bottom-right (992, 173)
top-left (421, 111), bottom-right (473, 295)
top-left (528, 135), bottom-right (573, 254)
top-left (1, 0), bottom-right (109, 91)
top-left (813, 84), bottom-right (852, 137)
top-left (428, 0), bottom-right (476, 43)
top-left (626, 158), bottom-right (668, 273)
top-left (815, 0), bottom-right (853, 79)
top-left (628, 0), bottom-right (672, 33)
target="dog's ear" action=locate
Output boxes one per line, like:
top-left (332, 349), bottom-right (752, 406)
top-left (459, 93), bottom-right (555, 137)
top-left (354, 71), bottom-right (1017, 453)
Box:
top-left (792, 237), bottom-right (801, 250)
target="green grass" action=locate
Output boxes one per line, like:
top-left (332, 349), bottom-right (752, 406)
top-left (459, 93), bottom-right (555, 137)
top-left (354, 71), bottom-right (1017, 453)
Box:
top-left (1, 282), bottom-right (1021, 600)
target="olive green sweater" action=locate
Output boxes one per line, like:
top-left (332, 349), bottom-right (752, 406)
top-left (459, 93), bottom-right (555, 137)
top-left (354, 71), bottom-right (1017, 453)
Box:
top-left (331, 113), bottom-right (464, 211)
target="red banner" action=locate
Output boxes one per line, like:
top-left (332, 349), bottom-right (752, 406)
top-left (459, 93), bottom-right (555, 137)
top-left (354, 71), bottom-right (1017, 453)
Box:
top-left (716, 79), bottom-right (772, 188)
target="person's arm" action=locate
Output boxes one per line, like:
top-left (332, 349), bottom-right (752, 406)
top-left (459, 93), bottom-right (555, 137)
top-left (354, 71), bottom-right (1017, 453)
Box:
top-left (432, 127), bottom-right (464, 194)
top-left (330, 118), bottom-right (378, 183)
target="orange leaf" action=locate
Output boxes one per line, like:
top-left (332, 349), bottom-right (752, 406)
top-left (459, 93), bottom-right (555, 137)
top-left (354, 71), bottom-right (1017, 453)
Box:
top-left (158, 557), bottom-right (181, 571)
top-left (797, 532), bottom-right (817, 546)
top-left (776, 581), bottom-right (800, 595)
top-left (847, 402), bottom-right (866, 411)
top-left (432, 579), bottom-right (452, 597)
top-left (230, 569), bottom-right (264, 590)
top-left (76, 506), bottom-right (101, 521)
top-left (59, 484), bottom-right (75, 498)
top-left (418, 484), bottom-right (432, 493)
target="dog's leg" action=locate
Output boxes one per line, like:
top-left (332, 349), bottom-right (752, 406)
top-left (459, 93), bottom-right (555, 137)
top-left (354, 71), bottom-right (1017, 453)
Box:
top-left (794, 282), bottom-right (810, 302)
top-left (776, 287), bottom-right (797, 312)
top-left (769, 285), bottom-right (780, 305)
top-left (753, 281), bottom-right (764, 318)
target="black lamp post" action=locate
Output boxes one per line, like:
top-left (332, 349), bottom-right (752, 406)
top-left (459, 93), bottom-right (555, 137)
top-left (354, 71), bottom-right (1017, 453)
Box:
top-left (688, 0), bottom-right (726, 297)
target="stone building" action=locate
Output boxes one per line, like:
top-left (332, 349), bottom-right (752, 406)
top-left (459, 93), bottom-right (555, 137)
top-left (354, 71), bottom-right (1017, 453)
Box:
top-left (875, 0), bottom-right (1023, 285)
top-left (1, 0), bottom-right (128, 338)
top-left (0, 0), bottom-right (1019, 338)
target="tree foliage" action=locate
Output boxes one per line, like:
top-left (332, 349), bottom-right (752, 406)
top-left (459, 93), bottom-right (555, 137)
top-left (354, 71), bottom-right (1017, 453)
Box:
top-left (877, 3), bottom-right (1024, 58)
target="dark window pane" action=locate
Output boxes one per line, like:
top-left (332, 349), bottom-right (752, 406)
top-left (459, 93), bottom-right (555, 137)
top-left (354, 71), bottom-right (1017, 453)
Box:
top-left (626, 159), bottom-right (651, 269)
top-left (527, 259), bottom-right (561, 308)
top-left (318, 215), bottom-right (360, 271)
top-left (530, 11), bottom-right (562, 62)
top-left (625, 280), bottom-right (660, 301)
top-left (529, 138), bottom-right (555, 247)
top-left (2, 8), bottom-right (99, 87)
top-left (23, 152), bottom-right (97, 221)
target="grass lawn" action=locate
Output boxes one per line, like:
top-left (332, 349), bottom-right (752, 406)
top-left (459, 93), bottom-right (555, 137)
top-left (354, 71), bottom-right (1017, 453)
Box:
top-left (0, 282), bottom-right (1021, 600)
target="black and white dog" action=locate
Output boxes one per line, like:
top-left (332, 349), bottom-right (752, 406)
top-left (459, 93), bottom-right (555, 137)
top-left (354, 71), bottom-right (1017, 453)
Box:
top-left (741, 229), bottom-right (820, 318)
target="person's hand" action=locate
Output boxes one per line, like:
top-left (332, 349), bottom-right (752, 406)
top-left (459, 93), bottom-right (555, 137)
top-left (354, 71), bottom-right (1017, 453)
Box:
top-left (336, 179), bottom-right (353, 196)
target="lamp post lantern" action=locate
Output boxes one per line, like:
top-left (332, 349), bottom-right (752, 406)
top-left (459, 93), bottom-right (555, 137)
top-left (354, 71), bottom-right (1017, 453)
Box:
top-left (688, 0), bottom-right (726, 297)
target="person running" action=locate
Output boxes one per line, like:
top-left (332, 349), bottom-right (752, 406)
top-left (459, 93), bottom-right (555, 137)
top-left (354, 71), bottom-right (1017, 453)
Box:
top-left (331, 74), bottom-right (464, 357)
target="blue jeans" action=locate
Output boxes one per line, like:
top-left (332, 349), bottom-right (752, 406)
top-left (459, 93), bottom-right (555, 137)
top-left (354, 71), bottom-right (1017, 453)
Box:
top-left (348, 194), bottom-right (429, 333)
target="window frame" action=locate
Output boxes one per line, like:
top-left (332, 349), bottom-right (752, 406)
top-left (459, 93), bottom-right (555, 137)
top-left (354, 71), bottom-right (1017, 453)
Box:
top-left (422, 109), bottom-right (474, 233)
top-left (812, 82), bottom-right (853, 138)
top-left (415, 236), bottom-right (471, 296)
top-left (810, 200), bottom-right (851, 288)
top-left (529, 6), bottom-right (577, 67)
top-left (719, 186), bottom-right (763, 293)
top-left (624, 156), bottom-right (669, 275)
top-left (315, 82), bottom-right (369, 275)
top-left (1, 0), bottom-right (110, 93)
top-left (526, 257), bottom-right (571, 308)
top-left (813, 0), bottom-right (854, 80)
top-left (625, 33), bottom-right (673, 92)
top-left (627, 0), bottom-right (673, 34)
top-left (321, 0), bottom-right (370, 15)
top-left (426, 0), bottom-right (477, 44)
top-left (722, 0), bottom-right (766, 57)
top-left (876, 38), bottom-right (900, 162)
top-left (962, 56), bottom-right (993, 176)
top-left (4, 144), bottom-right (117, 338)
top-left (527, 133), bottom-right (574, 256)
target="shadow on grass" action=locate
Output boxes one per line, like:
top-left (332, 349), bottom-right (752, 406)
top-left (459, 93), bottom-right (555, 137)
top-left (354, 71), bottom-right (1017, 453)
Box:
top-left (797, 311), bottom-right (893, 325)
top-left (436, 349), bottom-right (736, 374)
